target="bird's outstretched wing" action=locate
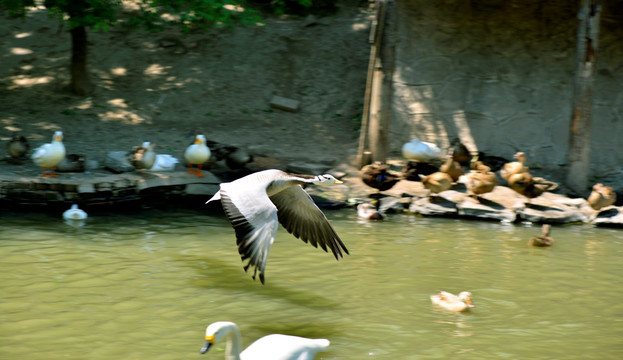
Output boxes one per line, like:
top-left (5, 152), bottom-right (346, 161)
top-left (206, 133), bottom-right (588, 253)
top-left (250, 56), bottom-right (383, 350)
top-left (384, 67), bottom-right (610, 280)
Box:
top-left (270, 186), bottom-right (349, 260)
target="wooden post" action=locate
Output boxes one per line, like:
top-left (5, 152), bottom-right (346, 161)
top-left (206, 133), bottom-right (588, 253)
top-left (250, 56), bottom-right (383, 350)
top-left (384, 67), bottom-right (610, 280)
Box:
top-left (368, 0), bottom-right (395, 164)
top-left (356, 0), bottom-right (392, 168)
top-left (566, 0), bottom-right (601, 193)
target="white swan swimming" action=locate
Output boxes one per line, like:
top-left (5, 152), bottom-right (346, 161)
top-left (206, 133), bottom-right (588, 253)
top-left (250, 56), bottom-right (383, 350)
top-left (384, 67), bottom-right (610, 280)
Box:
top-left (62, 204), bottom-right (88, 220)
top-left (200, 321), bottom-right (330, 360)
top-left (206, 169), bottom-right (349, 284)
top-left (31, 131), bottom-right (66, 177)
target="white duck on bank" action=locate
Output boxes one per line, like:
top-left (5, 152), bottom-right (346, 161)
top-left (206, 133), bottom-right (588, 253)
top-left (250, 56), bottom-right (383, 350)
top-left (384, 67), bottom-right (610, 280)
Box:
top-left (31, 131), bottom-right (66, 177)
top-left (206, 169), bottom-right (349, 284)
top-left (430, 290), bottom-right (475, 312)
top-left (149, 154), bottom-right (179, 171)
top-left (62, 204), bottom-right (88, 220)
top-left (200, 321), bottom-right (330, 360)
top-left (401, 138), bottom-right (443, 162)
top-left (184, 134), bottom-right (211, 177)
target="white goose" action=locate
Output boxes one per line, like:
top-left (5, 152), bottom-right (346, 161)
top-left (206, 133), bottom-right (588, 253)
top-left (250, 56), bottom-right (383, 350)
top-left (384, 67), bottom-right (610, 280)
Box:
top-left (430, 290), bottom-right (475, 312)
top-left (206, 169), bottom-right (349, 284)
top-left (31, 131), bottom-right (66, 177)
top-left (200, 321), bottom-right (330, 360)
top-left (62, 204), bottom-right (88, 220)
top-left (401, 138), bottom-right (443, 162)
top-left (185, 134), bottom-right (211, 177)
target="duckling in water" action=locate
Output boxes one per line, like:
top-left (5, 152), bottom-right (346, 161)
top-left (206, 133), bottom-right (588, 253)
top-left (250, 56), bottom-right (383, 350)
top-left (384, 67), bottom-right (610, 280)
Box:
top-left (430, 290), bottom-right (475, 312)
top-left (587, 183), bottom-right (616, 210)
top-left (529, 224), bottom-right (553, 247)
top-left (357, 202), bottom-right (384, 221)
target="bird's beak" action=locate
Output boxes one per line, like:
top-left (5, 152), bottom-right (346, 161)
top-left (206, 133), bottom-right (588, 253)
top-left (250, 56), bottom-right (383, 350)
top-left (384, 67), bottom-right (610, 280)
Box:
top-left (199, 340), bottom-right (212, 354)
top-left (200, 335), bottom-right (214, 354)
top-left (334, 179), bottom-right (343, 184)
top-left (195, 138), bottom-right (202, 144)
top-left (465, 299), bottom-right (475, 308)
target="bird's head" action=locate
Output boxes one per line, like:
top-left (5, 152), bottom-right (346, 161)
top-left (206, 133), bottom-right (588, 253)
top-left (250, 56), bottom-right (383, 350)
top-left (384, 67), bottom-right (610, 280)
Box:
top-left (313, 174), bottom-right (343, 185)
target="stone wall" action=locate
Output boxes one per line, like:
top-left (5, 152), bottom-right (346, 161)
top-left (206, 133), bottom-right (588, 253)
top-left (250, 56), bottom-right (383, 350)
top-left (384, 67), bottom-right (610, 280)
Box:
top-left (389, 0), bottom-right (622, 181)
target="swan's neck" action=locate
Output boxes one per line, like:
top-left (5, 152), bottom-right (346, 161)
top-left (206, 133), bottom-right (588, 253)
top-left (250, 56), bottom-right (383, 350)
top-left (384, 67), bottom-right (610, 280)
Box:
top-left (224, 325), bottom-right (243, 360)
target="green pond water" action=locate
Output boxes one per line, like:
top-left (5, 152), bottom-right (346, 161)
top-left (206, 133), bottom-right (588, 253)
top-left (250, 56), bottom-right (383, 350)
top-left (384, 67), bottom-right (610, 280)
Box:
top-left (1, 207), bottom-right (622, 359)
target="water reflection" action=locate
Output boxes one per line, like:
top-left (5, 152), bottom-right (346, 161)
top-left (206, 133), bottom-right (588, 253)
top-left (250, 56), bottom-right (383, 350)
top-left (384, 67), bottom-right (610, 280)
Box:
top-left (0, 209), bottom-right (622, 359)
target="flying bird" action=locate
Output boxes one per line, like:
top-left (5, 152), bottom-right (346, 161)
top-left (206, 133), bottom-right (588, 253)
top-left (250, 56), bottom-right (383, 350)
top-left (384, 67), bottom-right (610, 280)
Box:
top-left (206, 169), bottom-right (348, 283)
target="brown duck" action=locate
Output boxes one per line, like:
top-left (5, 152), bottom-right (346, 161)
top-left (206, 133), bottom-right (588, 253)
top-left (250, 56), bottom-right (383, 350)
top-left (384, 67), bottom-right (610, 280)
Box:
top-left (507, 171), bottom-right (557, 200)
top-left (420, 171), bottom-right (453, 200)
top-left (587, 183), bottom-right (616, 210)
top-left (449, 138), bottom-right (472, 166)
top-left (500, 151), bottom-right (529, 182)
top-left (465, 160), bottom-right (498, 201)
top-left (439, 154), bottom-right (464, 182)
top-left (529, 224), bottom-right (553, 247)
top-left (7, 135), bottom-right (30, 163)
top-left (360, 162), bottom-right (402, 192)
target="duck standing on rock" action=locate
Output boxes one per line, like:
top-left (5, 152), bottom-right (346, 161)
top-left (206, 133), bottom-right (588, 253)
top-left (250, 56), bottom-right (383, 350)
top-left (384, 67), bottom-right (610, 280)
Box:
top-left (500, 151), bottom-right (529, 182)
top-left (185, 134), bottom-right (211, 177)
top-left (402, 138), bottom-right (443, 162)
top-left (7, 135), bottom-right (30, 163)
top-left (529, 224), bottom-right (553, 247)
top-left (587, 183), bottom-right (616, 210)
top-left (31, 131), bottom-right (66, 178)
top-left (464, 160), bottom-right (498, 201)
top-left (439, 154), bottom-right (464, 182)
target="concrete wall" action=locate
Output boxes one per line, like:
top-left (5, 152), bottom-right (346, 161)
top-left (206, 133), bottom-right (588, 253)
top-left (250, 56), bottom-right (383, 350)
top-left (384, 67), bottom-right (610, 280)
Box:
top-left (389, 0), bottom-right (622, 180)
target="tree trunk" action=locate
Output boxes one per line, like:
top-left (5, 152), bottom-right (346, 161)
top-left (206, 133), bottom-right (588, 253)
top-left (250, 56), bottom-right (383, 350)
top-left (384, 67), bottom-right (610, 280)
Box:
top-left (565, 0), bottom-right (601, 193)
top-left (69, 25), bottom-right (92, 95)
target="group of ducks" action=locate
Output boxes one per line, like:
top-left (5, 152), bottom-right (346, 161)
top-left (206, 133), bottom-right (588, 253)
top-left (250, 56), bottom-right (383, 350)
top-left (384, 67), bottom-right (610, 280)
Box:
top-left (359, 138), bottom-right (617, 221)
top-left (7, 134), bottom-right (616, 359)
top-left (7, 131), bottom-right (255, 178)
